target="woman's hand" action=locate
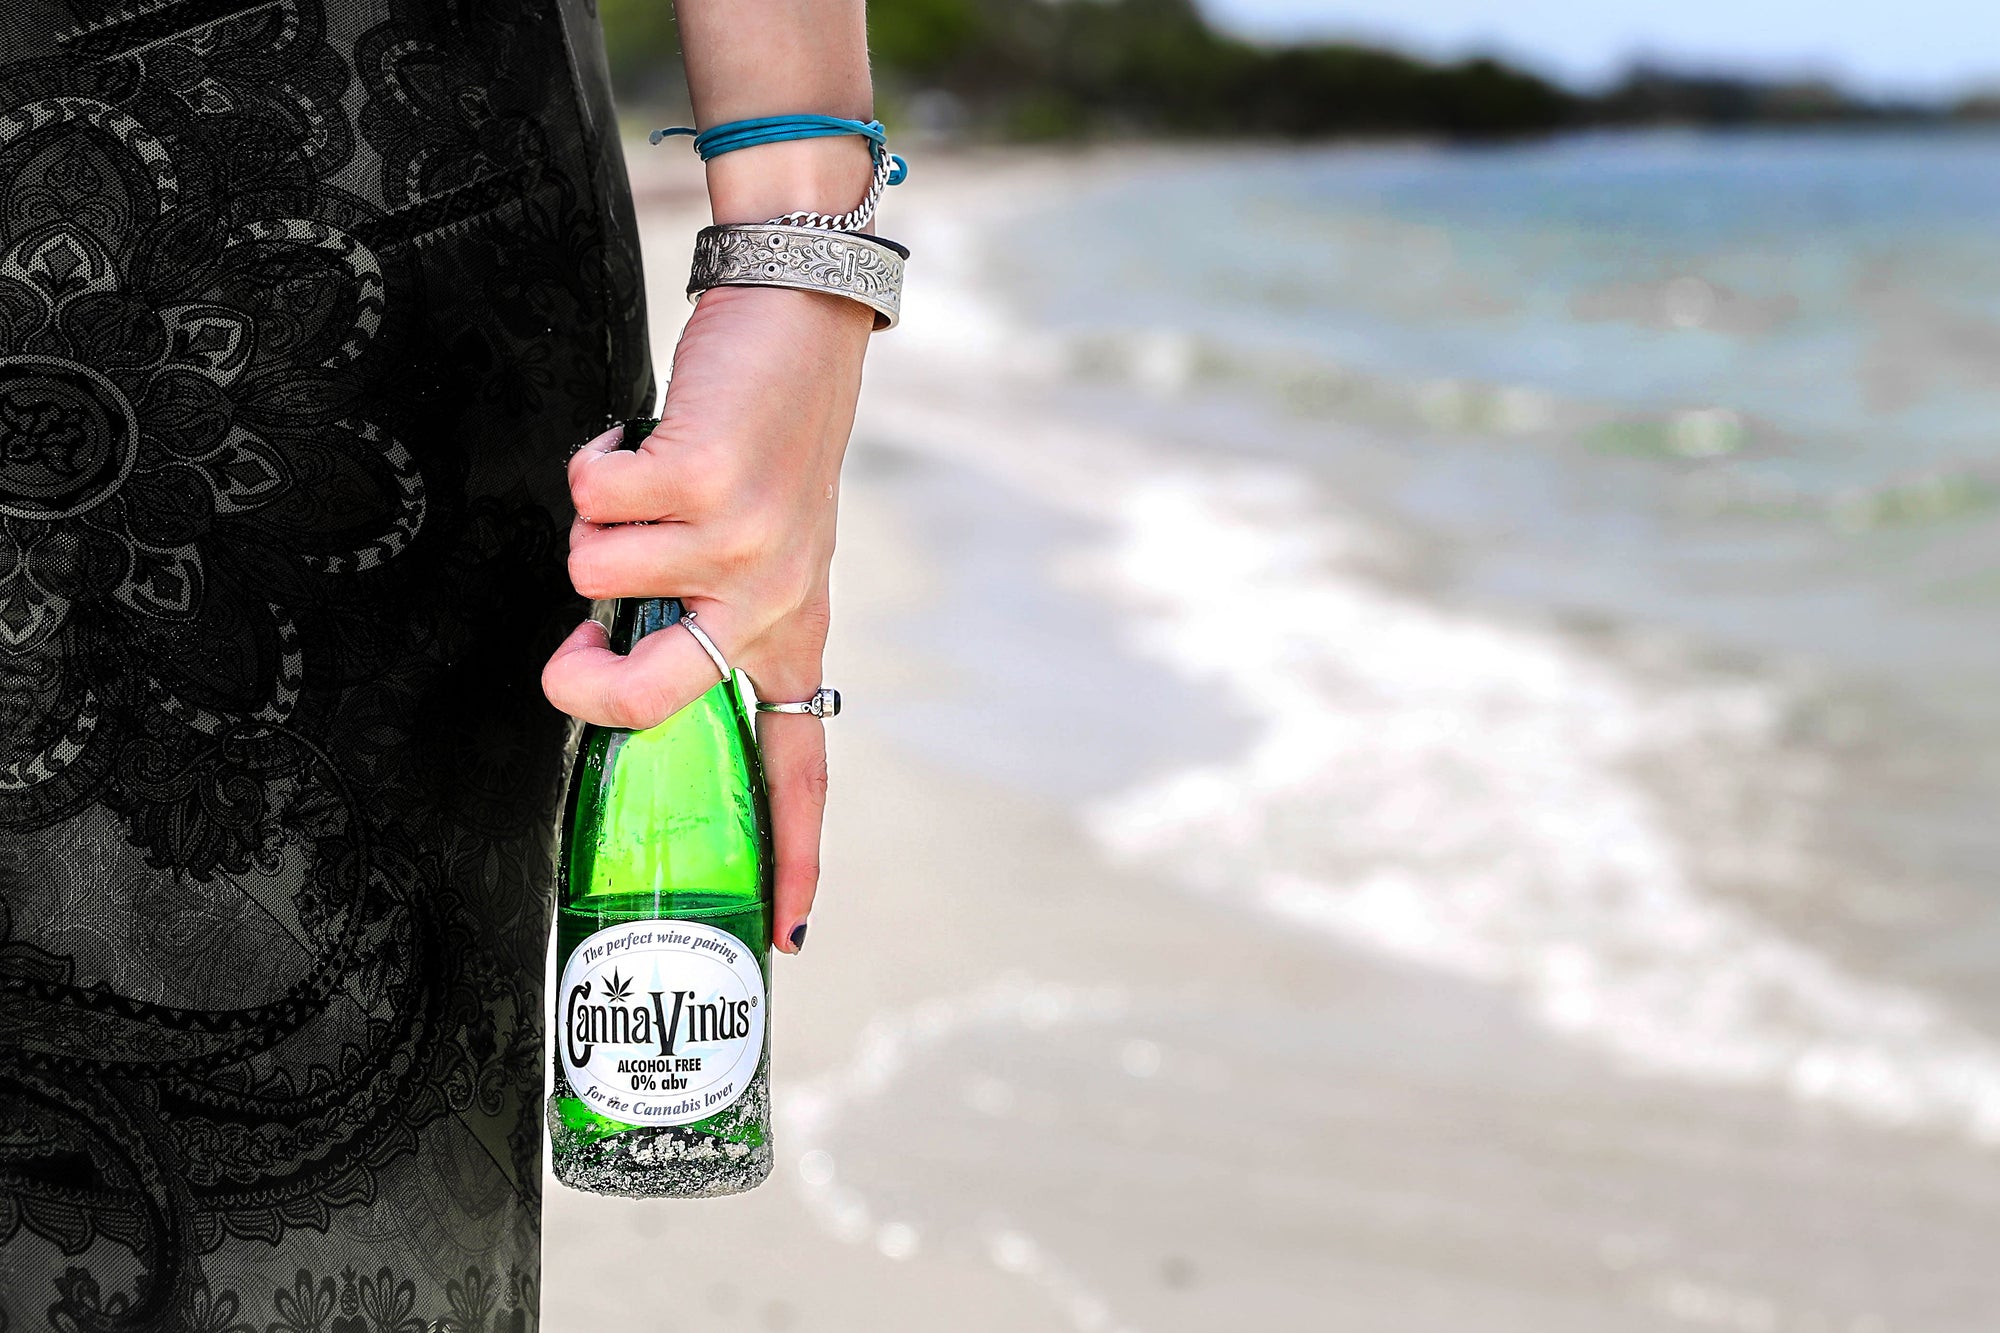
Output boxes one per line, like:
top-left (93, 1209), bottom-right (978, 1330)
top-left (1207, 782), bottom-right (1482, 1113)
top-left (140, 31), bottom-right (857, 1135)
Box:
top-left (543, 283), bottom-right (873, 954)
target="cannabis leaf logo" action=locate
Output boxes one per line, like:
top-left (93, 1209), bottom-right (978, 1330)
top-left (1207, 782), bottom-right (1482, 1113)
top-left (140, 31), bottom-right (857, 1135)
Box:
top-left (602, 969), bottom-right (633, 1002)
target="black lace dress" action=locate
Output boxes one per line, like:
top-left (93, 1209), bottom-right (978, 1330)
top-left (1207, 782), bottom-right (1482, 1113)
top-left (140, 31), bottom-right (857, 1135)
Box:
top-left (0, 2), bottom-right (653, 1328)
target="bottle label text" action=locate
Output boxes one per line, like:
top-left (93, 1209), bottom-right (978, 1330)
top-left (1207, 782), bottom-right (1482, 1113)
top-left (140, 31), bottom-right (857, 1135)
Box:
top-left (558, 920), bottom-right (766, 1126)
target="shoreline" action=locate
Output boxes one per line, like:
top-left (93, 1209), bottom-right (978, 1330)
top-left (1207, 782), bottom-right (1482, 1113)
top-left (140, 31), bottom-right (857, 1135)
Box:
top-left (547, 137), bottom-right (2000, 1332)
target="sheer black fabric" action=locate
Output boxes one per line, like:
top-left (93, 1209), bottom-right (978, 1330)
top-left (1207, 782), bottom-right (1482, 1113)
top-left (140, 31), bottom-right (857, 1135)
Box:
top-left (0, 2), bottom-right (652, 1328)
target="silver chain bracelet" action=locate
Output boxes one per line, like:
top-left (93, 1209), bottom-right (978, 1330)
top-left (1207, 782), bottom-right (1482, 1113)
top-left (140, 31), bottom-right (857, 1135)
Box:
top-left (766, 149), bottom-right (895, 232)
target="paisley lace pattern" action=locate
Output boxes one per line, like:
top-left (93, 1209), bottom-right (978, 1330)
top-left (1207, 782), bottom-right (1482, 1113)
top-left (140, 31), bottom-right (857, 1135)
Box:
top-left (0, 1), bottom-right (652, 1327)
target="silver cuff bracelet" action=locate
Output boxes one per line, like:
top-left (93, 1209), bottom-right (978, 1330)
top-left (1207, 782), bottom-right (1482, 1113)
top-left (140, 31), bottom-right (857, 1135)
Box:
top-left (686, 224), bottom-right (907, 331)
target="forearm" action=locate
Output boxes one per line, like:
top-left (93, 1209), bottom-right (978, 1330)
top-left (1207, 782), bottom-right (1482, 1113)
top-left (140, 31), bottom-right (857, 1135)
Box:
top-left (670, 0), bottom-right (877, 226)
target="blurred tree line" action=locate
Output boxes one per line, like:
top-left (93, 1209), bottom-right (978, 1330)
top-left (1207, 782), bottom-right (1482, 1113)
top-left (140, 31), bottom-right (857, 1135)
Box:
top-left (600, 0), bottom-right (1991, 140)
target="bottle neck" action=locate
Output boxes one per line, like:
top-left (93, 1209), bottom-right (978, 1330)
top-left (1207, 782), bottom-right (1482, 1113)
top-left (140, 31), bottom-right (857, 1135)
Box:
top-left (606, 598), bottom-right (747, 720)
top-left (610, 597), bottom-right (688, 655)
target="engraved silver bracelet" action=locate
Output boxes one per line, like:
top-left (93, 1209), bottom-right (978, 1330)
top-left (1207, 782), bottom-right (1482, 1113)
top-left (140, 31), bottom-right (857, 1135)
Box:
top-left (686, 223), bottom-right (908, 331)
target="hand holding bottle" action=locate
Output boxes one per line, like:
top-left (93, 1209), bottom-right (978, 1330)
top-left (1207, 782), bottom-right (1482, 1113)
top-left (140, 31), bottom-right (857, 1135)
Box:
top-left (544, 0), bottom-right (876, 961)
top-left (542, 283), bottom-right (872, 956)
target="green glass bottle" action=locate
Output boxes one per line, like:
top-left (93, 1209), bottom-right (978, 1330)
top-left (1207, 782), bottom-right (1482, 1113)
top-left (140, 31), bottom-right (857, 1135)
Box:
top-left (547, 594), bottom-right (775, 1199)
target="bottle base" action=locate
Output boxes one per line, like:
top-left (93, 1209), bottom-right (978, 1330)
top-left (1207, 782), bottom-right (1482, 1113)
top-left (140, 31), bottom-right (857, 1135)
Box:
top-left (549, 1120), bottom-right (774, 1200)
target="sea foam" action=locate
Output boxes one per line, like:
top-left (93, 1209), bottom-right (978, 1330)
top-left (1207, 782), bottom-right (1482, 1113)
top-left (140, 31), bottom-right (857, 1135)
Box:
top-left (870, 204), bottom-right (2000, 1146)
top-left (1073, 455), bottom-right (2000, 1141)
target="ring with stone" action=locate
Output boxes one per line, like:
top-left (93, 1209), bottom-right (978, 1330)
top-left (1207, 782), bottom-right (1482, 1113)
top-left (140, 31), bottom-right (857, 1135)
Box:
top-left (755, 687), bottom-right (841, 719)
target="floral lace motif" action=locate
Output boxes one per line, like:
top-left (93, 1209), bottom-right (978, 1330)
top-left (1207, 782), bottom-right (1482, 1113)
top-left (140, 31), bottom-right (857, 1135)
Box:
top-left (0, 2), bottom-right (652, 1328)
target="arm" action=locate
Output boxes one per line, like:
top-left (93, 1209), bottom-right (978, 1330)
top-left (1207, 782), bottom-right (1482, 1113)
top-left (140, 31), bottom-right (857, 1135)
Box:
top-left (543, 0), bottom-right (879, 955)
top-left (679, 0), bottom-right (875, 225)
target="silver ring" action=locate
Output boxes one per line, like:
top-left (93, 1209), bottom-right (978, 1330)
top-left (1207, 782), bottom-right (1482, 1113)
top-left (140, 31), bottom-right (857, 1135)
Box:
top-left (756, 687), bottom-right (841, 719)
top-left (679, 612), bottom-right (731, 683)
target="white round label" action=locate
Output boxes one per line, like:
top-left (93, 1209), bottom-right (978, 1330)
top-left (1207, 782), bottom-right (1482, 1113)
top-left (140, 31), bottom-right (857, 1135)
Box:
top-left (557, 920), bottom-right (766, 1126)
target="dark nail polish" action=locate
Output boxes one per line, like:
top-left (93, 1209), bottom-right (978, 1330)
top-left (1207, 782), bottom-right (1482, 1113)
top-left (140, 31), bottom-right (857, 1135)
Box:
top-left (788, 922), bottom-right (808, 953)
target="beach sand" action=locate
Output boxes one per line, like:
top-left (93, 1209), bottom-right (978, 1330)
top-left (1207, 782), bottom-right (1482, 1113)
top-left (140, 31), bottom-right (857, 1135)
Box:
top-left (544, 146), bottom-right (2000, 1332)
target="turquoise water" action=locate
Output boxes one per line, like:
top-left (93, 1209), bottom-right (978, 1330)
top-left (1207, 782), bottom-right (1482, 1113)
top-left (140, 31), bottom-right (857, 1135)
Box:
top-left (1028, 132), bottom-right (2000, 458)
top-left (989, 130), bottom-right (2000, 1055)
top-left (1011, 131), bottom-right (2000, 675)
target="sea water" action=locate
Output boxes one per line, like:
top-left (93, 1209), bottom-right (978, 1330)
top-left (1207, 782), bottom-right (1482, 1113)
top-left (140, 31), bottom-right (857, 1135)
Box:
top-left (764, 131), bottom-right (2000, 1330)
top-left (986, 131), bottom-right (2000, 1114)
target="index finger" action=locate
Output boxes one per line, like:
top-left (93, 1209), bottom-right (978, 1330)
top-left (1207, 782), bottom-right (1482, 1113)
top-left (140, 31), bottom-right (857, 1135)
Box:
top-left (567, 421), bottom-right (701, 525)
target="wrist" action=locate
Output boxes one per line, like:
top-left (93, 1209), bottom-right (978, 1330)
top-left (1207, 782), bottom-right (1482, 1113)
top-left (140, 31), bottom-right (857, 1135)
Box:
top-left (696, 284), bottom-right (875, 348)
top-left (705, 137), bottom-right (876, 228)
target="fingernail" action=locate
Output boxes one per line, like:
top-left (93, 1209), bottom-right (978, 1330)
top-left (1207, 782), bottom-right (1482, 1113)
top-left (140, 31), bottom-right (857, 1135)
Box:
top-left (788, 922), bottom-right (808, 953)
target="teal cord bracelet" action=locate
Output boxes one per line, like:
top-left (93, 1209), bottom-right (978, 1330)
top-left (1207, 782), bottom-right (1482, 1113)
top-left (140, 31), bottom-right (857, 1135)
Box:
top-left (650, 114), bottom-right (909, 187)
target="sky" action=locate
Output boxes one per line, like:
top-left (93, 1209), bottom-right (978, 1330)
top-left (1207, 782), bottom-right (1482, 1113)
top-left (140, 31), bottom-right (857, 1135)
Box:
top-left (1203, 0), bottom-right (1999, 98)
